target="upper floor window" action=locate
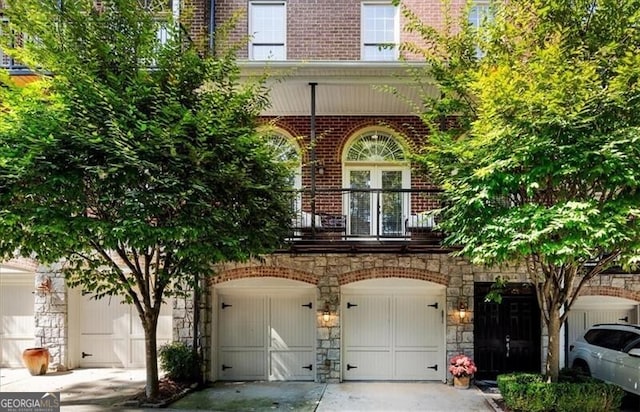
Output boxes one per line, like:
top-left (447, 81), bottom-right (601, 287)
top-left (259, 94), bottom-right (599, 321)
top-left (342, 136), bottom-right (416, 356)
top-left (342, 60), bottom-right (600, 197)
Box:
top-left (262, 127), bottom-right (301, 188)
top-left (361, 2), bottom-right (398, 61)
top-left (249, 1), bottom-right (286, 61)
top-left (468, 0), bottom-right (491, 57)
top-left (0, 15), bottom-right (26, 70)
top-left (140, 0), bottom-right (180, 46)
top-left (0, 16), bottom-right (10, 68)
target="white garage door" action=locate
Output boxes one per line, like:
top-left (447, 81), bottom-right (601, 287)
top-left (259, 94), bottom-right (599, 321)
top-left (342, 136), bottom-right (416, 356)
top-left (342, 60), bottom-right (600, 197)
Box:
top-left (566, 296), bottom-right (639, 348)
top-left (78, 294), bottom-right (172, 368)
top-left (0, 271), bottom-right (35, 367)
top-left (343, 279), bottom-right (445, 381)
top-left (216, 282), bottom-right (315, 381)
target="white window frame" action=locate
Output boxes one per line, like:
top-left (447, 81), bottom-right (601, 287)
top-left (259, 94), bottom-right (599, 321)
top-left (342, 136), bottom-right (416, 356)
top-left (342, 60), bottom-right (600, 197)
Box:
top-left (360, 1), bottom-right (399, 61)
top-left (0, 16), bottom-right (10, 69)
top-left (249, 1), bottom-right (287, 61)
top-left (342, 128), bottom-right (411, 237)
top-left (468, 0), bottom-right (491, 29)
top-left (155, 0), bottom-right (180, 46)
top-left (468, 0), bottom-right (491, 58)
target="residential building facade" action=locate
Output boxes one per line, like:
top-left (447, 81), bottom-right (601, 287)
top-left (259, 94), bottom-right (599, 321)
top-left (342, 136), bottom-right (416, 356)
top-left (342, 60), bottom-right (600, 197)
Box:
top-left (1, 0), bottom-right (639, 384)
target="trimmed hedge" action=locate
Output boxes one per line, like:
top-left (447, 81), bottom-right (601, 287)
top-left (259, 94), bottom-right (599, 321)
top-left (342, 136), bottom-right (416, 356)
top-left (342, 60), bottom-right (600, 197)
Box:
top-left (497, 372), bottom-right (624, 412)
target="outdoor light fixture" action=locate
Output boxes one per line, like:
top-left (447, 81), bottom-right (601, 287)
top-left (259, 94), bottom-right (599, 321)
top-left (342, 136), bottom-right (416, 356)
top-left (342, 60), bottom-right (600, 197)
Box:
top-left (322, 303), bottom-right (331, 322)
top-left (458, 301), bottom-right (467, 320)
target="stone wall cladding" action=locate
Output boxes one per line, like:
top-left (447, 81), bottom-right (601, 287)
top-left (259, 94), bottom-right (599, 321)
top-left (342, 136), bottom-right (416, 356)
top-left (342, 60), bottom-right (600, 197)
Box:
top-left (172, 286), bottom-right (213, 380)
top-left (581, 276), bottom-right (640, 301)
top-left (189, 253), bottom-right (533, 383)
top-left (34, 264), bottom-right (68, 371)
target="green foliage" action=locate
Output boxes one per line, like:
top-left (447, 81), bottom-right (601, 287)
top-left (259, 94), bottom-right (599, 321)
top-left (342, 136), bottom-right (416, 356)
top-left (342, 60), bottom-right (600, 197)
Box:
top-left (0, 0), bottom-right (294, 399)
top-left (397, 0), bottom-right (640, 381)
top-left (0, 0), bottom-right (293, 298)
top-left (159, 342), bottom-right (199, 382)
top-left (497, 372), bottom-right (624, 412)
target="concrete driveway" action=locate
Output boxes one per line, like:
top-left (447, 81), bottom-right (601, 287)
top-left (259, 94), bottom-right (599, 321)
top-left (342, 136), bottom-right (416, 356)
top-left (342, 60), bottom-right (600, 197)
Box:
top-left (0, 367), bottom-right (148, 411)
top-left (1, 367), bottom-right (500, 411)
top-left (169, 381), bottom-right (499, 412)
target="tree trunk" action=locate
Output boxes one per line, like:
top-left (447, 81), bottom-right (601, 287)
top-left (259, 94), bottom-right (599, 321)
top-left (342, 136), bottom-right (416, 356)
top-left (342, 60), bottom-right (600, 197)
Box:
top-left (545, 306), bottom-right (561, 382)
top-left (143, 314), bottom-right (160, 400)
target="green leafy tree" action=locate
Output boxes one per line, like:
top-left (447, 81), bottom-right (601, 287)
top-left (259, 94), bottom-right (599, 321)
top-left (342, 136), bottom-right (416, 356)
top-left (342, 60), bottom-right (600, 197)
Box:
top-left (0, 0), bottom-right (293, 399)
top-left (395, 0), bottom-right (640, 381)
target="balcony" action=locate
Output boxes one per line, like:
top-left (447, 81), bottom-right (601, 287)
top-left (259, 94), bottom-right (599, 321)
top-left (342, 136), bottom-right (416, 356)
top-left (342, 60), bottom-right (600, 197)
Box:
top-left (283, 187), bottom-right (449, 254)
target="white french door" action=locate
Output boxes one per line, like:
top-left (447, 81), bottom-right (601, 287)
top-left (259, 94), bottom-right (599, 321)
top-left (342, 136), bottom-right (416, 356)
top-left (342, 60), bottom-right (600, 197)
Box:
top-left (344, 167), bottom-right (409, 237)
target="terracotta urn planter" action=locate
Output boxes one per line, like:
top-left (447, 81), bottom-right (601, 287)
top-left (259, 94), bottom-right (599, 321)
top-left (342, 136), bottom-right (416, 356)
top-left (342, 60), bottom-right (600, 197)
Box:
top-left (453, 375), bottom-right (470, 389)
top-left (22, 347), bottom-right (50, 376)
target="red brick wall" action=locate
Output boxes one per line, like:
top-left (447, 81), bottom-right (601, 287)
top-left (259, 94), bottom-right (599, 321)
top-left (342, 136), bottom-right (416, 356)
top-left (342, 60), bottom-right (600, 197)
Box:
top-left (212, 0), bottom-right (467, 61)
top-left (262, 115), bottom-right (439, 215)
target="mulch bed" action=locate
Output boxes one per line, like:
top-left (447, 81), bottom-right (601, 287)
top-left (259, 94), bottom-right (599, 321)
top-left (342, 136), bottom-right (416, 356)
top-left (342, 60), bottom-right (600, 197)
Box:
top-left (121, 377), bottom-right (198, 408)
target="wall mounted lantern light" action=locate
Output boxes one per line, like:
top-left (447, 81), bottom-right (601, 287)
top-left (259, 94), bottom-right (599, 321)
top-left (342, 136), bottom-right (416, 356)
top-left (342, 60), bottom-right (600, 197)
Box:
top-left (458, 301), bottom-right (467, 321)
top-left (322, 303), bottom-right (331, 322)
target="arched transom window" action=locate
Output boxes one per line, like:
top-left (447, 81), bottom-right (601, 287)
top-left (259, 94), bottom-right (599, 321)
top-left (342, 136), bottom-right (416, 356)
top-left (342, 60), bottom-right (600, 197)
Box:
top-left (266, 133), bottom-right (299, 165)
top-left (345, 132), bottom-right (406, 162)
top-left (261, 127), bottom-right (302, 192)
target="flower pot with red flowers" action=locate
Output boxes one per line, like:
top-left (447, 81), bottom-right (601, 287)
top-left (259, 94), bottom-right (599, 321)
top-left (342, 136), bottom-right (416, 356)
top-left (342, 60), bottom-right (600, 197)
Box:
top-left (448, 354), bottom-right (477, 389)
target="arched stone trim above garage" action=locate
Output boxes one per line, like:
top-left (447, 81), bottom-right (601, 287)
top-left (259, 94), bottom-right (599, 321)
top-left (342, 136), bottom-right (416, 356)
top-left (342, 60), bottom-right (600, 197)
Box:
top-left (210, 266), bottom-right (319, 286)
top-left (2, 257), bottom-right (38, 272)
top-left (578, 286), bottom-right (640, 302)
top-left (338, 267), bottom-right (448, 286)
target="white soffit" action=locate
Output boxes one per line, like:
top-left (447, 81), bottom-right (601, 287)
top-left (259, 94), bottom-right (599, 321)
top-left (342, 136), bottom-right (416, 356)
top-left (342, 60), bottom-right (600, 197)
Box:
top-left (239, 61), bottom-right (438, 116)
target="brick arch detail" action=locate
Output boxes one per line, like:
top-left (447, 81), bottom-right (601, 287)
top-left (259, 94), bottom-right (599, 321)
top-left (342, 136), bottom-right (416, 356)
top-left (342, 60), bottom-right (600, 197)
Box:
top-left (211, 266), bottom-right (319, 286)
top-left (578, 286), bottom-right (640, 303)
top-left (1, 257), bottom-right (38, 272)
top-left (338, 267), bottom-right (448, 286)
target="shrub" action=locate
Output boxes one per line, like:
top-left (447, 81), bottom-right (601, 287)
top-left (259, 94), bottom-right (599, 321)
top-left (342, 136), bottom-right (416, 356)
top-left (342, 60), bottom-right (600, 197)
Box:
top-left (497, 372), bottom-right (624, 412)
top-left (159, 341), bottom-right (200, 382)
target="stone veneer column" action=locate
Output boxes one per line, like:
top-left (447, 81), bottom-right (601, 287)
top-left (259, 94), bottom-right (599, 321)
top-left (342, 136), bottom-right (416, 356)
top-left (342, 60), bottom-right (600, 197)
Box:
top-left (316, 272), bottom-right (340, 383)
top-left (445, 259), bottom-right (473, 368)
top-left (34, 263), bottom-right (68, 371)
top-left (172, 287), bottom-right (212, 380)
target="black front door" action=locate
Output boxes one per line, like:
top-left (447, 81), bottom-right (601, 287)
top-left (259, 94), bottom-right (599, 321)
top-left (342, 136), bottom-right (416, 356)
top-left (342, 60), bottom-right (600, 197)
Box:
top-left (474, 282), bottom-right (541, 380)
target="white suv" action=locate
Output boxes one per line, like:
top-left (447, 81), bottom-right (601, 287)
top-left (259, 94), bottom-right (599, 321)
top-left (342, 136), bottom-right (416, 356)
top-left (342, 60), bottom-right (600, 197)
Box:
top-left (569, 323), bottom-right (640, 395)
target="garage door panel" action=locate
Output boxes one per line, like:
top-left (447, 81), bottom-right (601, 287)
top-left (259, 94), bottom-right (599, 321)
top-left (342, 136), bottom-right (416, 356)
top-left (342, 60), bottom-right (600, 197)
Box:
top-left (219, 350), bottom-right (266, 380)
top-left (219, 295), bottom-right (265, 348)
top-left (270, 296), bottom-right (314, 348)
top-left (79, 293), bottom-right (173, 368)
top-left (2, 339), bottom-right (32, 367)
top-left (81, 297), bottom-right (129, 335)
top-left (395, 351), bottom-right (441, 380)
top-left (343, 296), bottom-right (390, 348)
top-left (270, 350), bottom-right (314, 380)
top-left (217, 289), bottom-right (315, 381)
top-left (1, 282), bottom-right (35, 367)
top-left (80, 336), bottom-right (126, 366)
top-left (343, 288), bottom-right (445, 381)
top-left (343, 351), bottom-right (392, 379)
top-left (568, 309), bottom-right (638, 348)
top-left (395, 296), bottom-right (442, 348)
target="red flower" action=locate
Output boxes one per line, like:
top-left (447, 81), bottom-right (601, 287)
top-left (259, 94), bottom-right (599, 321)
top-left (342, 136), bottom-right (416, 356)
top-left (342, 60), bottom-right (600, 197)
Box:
top-left (448, 354), bottom-right (477, 377)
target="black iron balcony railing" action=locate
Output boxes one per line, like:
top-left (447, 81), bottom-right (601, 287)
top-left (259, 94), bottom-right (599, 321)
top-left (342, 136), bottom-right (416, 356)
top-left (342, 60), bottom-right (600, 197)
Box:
top-left (288, 187), bottom-right (443, 242)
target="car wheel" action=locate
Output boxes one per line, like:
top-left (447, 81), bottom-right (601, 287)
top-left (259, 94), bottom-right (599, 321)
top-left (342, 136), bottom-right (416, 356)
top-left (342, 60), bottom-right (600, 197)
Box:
top-left (572, 360), bottom-right (591, 377)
